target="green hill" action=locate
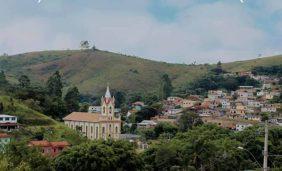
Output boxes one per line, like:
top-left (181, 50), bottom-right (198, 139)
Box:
top-left (0, 94), bottom-right (84, 145)
top-left (0, 50), bottom-right (281, 95)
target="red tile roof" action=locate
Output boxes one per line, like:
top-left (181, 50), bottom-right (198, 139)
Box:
top-left (0, 133), bottom-right (11, 138)
top-left (29, 140), bottom-right (70, 147)
top-left (29, 140), bottom-right (50, 147)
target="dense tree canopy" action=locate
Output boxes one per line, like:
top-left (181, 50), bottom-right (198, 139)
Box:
top-left (64, 86), bottom-right (80, 114)
top-left (47, 71), bottom-right (63, 98)
top-left (160, 74), bottom-right (173, 100)
top-left (54, 140), bottom-right (143, 171)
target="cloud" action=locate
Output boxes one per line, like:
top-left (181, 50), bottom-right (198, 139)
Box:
top-left (0, 0), bottom-right (281, 63)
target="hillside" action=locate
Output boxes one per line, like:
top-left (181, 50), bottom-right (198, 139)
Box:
top-left (0, 50), bottom-right (281, 95)
top-left (0, 94), bottom-right (84, 144)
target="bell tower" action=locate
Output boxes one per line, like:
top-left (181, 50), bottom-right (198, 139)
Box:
top-left (101, 85), bottom-right (115, 117)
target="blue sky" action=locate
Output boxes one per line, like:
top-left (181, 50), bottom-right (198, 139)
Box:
top-left (0, 0), bottom-right (282, 63)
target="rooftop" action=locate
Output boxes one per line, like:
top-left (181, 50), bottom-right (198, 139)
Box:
top-left (63, 112), bottom-right (108, 123)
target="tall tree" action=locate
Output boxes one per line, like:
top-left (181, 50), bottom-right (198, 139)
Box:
top-left (64, 87), bottom-right (80, 113)
top-left (178, 111), bottom-right (203, 132)
top-left (160, 74), bottom-right (173, 99)
top-left (80, 40), bottom-right (90, 50)
top-left (18, 75), bottom-right (30, 88)
top-left (47, 71), bottom-right (63, 97)
top-left (0, 71), bottom-right (8, 85)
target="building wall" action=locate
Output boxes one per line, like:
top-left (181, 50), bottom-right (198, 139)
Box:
top-left (65, 120), bottom-right (120, 140)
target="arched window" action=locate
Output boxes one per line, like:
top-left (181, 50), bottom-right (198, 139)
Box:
top-left (96, 127), bottom-right (99, 139)
top-left (109, 106), bottom-right (112, 114)
top-left (115, 126), bottom-right (118, 133)
top-left (109, 124), bottom-right (112, 131)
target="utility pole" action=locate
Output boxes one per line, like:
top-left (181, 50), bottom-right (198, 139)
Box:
top-left (263, 120), bottom-right (268, 171)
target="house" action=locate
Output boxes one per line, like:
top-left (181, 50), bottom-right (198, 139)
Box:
top-left (262, 83), bottom-right (272, 90)
top-left (221, 99), bottom-right (231, 109)
top-left (247, 100), bottom-right (264, 108)
top-left (208, 90), bottom-right (226, 99)
top-left (163, 108), bottom-right (183, 115)
top-left (264, 91), bottom-right (281, 100)
top-left (132, 101), bottom-right (145, 111)
top-left (236, 123), bottom-right (253, 131)
top-left (28, 140), bottom-right (70, 157)
top-left (201, 116), bottom-right (236, 130)
top-left (88, 106), bottom-right (101, 113)
top-left (137, 120), bottom-right (157, 129)
top-left (0, 133), bottom-right (11, 151)
top-left (245, 114), bottom-right (261, 121)
top-left (0, 114), bottom-right (19, 132)
top-left (261, 104), bottom-right (277, 113)
top-left (64, 86), bottom-right (121, 140)
top-left (151, 115), bottom-right (177, 125)
top-left (182, 96), bottom-right (201, 108)
top-left (167, 97), bottom-right (183, 106)
top-left (120, 134), bottom-right (140, 143)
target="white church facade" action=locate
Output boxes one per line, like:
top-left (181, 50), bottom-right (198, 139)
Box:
top-left (63, 86), bottom-right (121, 140)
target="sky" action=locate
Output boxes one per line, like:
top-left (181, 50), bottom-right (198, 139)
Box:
top-left (0, 0), bottom-right (282, 64)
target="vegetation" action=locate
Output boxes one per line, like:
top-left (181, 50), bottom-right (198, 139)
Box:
top-left (252, 65), bottom-right (282, 76)
top-left (54, 140), bottom-right (143, 171)
top-left (1, 50), bottom-right (280, 96)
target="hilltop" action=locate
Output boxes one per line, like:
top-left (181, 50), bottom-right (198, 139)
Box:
top-left (0, 50), bottom-right (281, 95)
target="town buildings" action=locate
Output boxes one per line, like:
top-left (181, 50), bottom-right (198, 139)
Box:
top-left (63, 86), bottom-right (121, 140)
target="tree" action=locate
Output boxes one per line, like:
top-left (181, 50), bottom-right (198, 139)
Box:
top-left (160, 74), bottom-right (173, 100)
top-left (64, 87), bottom-right (80, 113)
top-left (80, 40), bottom-right (90, 50)
top-left (178, 111), bottom-right (203, 132)
top-left (43, 96), bottom-right (67, 119)
top-left (47, 71), bottom-right (63, 97)
top-left (154, 122), bottom-right (178, 138)
top-left (5, 141), bottom-right (52, 170)
top-left (113, 91), bottom-right (126, 108)
top-left (0, 71), bottom-right (8, 85)
top-left (135, 107), bottom-right (158, 123)
top-left (54, 140), bottom-right (143, 171)
top-left (211, 61), bottom-right (225, 75)
top-left (18, 75), bottom-right (30, 88)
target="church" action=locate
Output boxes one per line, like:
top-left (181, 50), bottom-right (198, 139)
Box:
top-left (63, 86), bottom-right (121, 140)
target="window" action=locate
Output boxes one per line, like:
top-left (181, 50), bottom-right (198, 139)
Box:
top-left (109, 124), bottom-right (111, 131)
top-left (102, 127), bottom-right (105, 134)
top-left (96, 127), bottom-right (99, 139)
top-left (103, 107), bottom-right (105, 113)
top-left (11, 117), bottom-right (15, 121)
top-left (91, 126), bottom-right (93, 133)
top-left (5, 118), bottom-right (9, 121)
top-left (0, 117), bottom-right (3, 121)
top-left (115, 126), bottom-right (118, 133)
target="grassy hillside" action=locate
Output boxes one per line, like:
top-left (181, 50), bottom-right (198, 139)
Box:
top-left (222, 55), bottom-right (282, 72)
top-left (0, 50), bottom-right (281, 95)
top-left (0, 94), bottom-right (84, 144)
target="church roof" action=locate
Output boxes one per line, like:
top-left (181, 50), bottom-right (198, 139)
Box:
top-left (63, 112), bottom-right (104, 123)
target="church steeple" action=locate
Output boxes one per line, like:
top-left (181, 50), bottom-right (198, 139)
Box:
top-left (101, 84), bottom-right (115, 116)
top-left (105, 85), bottom-right (111, 98)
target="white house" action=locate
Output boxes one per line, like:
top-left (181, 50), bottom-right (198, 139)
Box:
top-left (236, 123), bottom-right (253, 131)
top-left (0, 114), bottom-right (18, 132)
top-left (137, 120), bottom-right (157, 129)
top-left (88, 106), bottom-right (101, 113)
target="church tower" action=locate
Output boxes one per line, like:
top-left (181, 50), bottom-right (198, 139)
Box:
top-left (101, 85), bottom-right (115, 118)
